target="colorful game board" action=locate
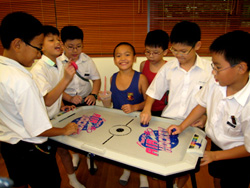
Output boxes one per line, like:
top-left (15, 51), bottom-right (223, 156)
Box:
top-left (51, 106), bottom-right (206, 176)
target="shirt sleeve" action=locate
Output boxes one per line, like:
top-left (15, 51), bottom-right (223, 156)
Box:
top-left (31, 65), bottom-right (51, 97)
top-left (195, 77), bottom-right (215, 108)
top-left (16, 83), bottom-right (52, 138)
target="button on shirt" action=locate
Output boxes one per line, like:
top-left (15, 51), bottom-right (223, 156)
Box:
top-left (146, 55), bottom-right (212, 120)
top-left (0, 56), bottom-right (52, 144)
top-left (31, 55), bottom-right (64, 119)
top-left (196, 77), bottom-right (250, 152)
top-left (57, 52), bottom-right (100, 98)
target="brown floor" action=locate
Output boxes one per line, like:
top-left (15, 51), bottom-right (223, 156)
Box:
top-left (0, 140), bottom-right (215, 188)
top-left (0, 152), bottom-right (214, 188)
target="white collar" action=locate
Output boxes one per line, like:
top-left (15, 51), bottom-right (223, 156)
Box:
top-left (0, 55), bottom-right (32, 76)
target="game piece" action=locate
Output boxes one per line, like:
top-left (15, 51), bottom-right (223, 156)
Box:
top-left (140, 122), bottom-right (149, 127)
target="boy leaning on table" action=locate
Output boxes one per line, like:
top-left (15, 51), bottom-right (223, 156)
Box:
top-left (168, 30), bottom-right (250, 188)
top-left (0, 12), bottom-right (78, 188)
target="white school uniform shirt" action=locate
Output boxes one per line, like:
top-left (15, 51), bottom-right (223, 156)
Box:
top-left (0, 56), bottom-right (52, 144)
top-left (31, 55), bottom-right (64, 119)
top-left (57, 52), bottom-right (100, 98)
top-left (146, 55), bottom-right (212, 120)
top-left (196, 77), bottom-right (250, 152)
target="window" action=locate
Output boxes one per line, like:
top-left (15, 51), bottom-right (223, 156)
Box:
top-left (149, 0), bottom-right (250, 55)
top-left (0, 0), bottom-right (147, 56)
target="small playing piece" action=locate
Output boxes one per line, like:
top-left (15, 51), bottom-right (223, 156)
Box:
top-left (171, 128), bottom-right (177, 135)
top-left (140, 122), bottom-right (149, 127)
top-left (70, 61), bottom-right (78, 70)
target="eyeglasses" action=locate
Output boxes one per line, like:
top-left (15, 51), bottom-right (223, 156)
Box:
top-left (24, 41), bottom-right (43, 55)
top-left (211, 63), bottom-right (237, 74)
top-left (144, 50), bottom-right (164, 56)
top-left (170, 45), bottom-right (194, 56)
top-left (65, 45), bottom-right (82, 51)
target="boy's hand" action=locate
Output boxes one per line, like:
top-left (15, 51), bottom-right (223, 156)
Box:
top-left (84, 95), bottom-right (96, 105)
top-left (121, 104), bottom-right (134, 114)
top-left (200, 151), bottom-right (216, 166)
top-left (64, 63), bottom-right (76, 82)
top-left (70, 95), bottom-right (82, 105)
top-left (167, 125), bottom-right (183, 135)
top-left (63, 122), bottom-right (78, 135)
top-left (140, 110), bottom-right (151, 125)
top-left (61, 105), bottom-right (76, 112)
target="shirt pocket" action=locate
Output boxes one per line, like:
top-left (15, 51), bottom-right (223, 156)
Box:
top-left (224, 115), bottom-right (242, 137)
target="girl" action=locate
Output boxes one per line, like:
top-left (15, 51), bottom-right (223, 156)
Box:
top-left (111, 42), bottom-right (149, 188)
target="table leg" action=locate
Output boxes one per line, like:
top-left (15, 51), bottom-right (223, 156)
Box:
top-left (190, 172), bottom-right (197, 188)
top-left (88, 153), bottom-right (97, 175)
top-left (166, 176), bottom-right (174, 188)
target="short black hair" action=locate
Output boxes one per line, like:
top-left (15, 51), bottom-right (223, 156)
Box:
top-left (145, 29), bottom-right (169, 50)
top-left (60, 26), bottom-right (83, 43)
top-left (113, 42), bottom-right (136, 57)
top-left (170, 21), bottom-right (201, 46)
top-left (0, 11), bottom-right (43, 49)
top-left (43, 25), bottom-right (59, 37)
top-left (210, 30), bottom-right (250, 69)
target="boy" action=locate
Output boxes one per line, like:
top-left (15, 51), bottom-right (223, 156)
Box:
top-left (168, 30), bottom-right (250, 188)
top-left (58, 26), bottom-right (101, 107)
top-left (140, 21), bottom-right (212, 188)
top-left (140, 29), bottom-right (169, 117)
top-left (0, 12), bottom-right (77, 188)
top-left (30, 25), bottom-right (85, 188)
top-left (58, 25), bottom-right (100, 170)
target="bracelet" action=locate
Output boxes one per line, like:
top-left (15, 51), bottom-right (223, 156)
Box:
top-left (90, 93), bottom-right (97, 99)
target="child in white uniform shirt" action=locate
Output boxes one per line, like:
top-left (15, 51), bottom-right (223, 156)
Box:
top-left (0, 12), bottom-right (77, 188)
top-left (58, 25), bottom-right (100, 170)
top-left (168, 30), bottom-right (250, 188)
top-left (140, 21), bottom-right (212, 188)
top-left (31, 25), bottom-right (85, 188)
top-left (58, 26), bottom-right (101, 107)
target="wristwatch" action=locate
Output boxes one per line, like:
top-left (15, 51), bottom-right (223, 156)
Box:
top-left (90, 93), bottom-right (97, 99)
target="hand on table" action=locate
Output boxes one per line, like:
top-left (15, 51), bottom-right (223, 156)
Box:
top-left (61, 105), bottom-right (76, 112)
top-left (84, 95), bottom-right (96, 105)
top-left (63, 122), bottom-right (78, 135)
top-left (121, 104), bottom-right (135, 114)
top-left (70, 95), bottom-right (82, 105)
top-left (167, 125), bottom-right (183, 135)
top-left (140, 110), bottom-right (151, 125)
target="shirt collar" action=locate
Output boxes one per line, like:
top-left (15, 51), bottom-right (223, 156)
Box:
top-left (233, 76), bottom-right (250, 106)
top-left (170, 54), bottom-right (205, 71)
top-left (58, 52), bottom-right (86, 64)
top-left (0, 55), bottom-right (32, 76)
top-left (41, 55), bottom-right (57, 68)
top-left (219, 76), bottom-right (250, 106)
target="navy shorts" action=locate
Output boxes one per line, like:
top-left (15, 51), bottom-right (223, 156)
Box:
top-left (208, 142), bottom-right (250, 188)
top-left (1, 140), bottom-right (61, 188)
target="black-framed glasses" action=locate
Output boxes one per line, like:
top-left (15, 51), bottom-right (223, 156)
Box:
top-left (24, 41), bottom-right (43, 55)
